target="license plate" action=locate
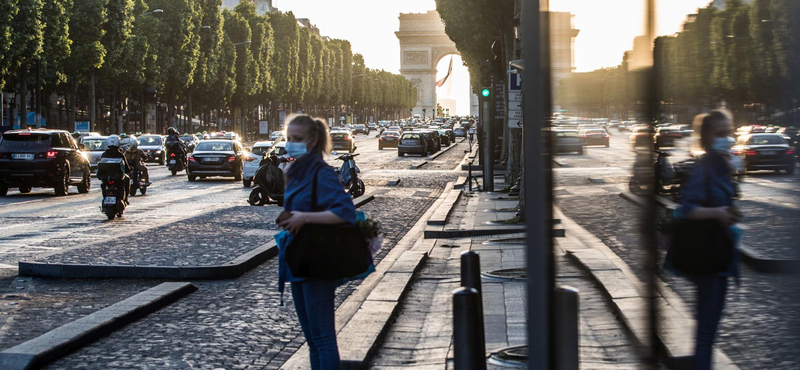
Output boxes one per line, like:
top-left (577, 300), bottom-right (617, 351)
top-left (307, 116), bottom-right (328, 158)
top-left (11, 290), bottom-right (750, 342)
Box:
top-left (169, 160), bottom-right (176, 164)
top-left (762, 151), bottom-right (776, 156)
top-left (103, 197), bottom-right (117, 205)
top-left (12, 154), bottom-right (33, 160)
top-left (205, 158), bottom-right (220, 162)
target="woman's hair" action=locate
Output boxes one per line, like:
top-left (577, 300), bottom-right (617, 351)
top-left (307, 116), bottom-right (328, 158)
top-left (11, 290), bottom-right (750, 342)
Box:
top-left (286, 114), bottom-right (331, 154)
top-left (699, 110), bottom-right (732, 150)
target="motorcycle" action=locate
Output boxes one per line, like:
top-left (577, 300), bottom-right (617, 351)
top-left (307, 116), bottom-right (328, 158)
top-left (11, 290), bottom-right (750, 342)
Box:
top-left (166, 150), bottom-right (186, 176)
top-left (248, 153), bottom-right (289, 207)
top-left (333, 152), bottom-right (365, 198)
top-left (97, 158), bottom-right (128, 220)
top-left (130, 168), bottom-right (148, 196)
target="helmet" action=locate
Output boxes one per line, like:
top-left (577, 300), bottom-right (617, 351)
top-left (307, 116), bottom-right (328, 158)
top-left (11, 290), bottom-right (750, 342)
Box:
top-left (168, 127), bottom-right (176, 135)
top-left (129, 139), bottom-right (138, 149)
top-left (203, 134), bottom-right (210, 140)
top-left (107, 135), bottom-right (121, 148)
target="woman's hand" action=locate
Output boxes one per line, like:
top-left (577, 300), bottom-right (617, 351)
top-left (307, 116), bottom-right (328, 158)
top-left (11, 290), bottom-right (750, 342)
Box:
top-left (278, 211), bottom-right (307, 234)
top-left (714, 207), bottom-right (741, 227)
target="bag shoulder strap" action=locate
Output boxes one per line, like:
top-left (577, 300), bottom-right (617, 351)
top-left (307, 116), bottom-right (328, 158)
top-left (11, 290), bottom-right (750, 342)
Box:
top-left (311, 166), bottom-right (319, 211)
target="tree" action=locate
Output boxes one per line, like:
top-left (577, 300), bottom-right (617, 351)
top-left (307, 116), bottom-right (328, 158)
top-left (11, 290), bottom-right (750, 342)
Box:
top-left (40, 0), bottom-right (72, 127)
top-left (0, 0), bottom-right (19, 91)
top-left (100, 0), bottom-right (134, 132)
top-left (9, 0), bottom-right (45, 127)
top-left (269, 11), bottom-right (299, 107)
top-left (223, 8), bottom-right (253, 134)
top-left (296, 26), bottom-right (312, 109)
top-left (65, 0), bottom-right (107, 129)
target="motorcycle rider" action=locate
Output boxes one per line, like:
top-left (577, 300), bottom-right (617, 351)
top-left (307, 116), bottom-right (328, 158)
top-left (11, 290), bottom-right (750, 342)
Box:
top-left (165, 127), bottom-right (187, 167)
top-left (124, 139), bottom-right (152, 186)
top-left (100, 135), bottom-right (131, 205)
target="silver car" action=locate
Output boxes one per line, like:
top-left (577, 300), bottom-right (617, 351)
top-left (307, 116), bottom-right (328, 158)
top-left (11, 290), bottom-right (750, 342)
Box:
top-left (80, 136), bottom-right (109, 172)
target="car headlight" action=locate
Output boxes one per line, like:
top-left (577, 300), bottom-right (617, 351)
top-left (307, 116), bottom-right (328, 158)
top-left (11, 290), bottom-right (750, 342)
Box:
top-left (155, 150), bottom-right (162, 154)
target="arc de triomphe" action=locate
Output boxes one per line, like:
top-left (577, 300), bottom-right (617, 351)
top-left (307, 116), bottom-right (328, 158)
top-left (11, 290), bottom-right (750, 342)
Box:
top-left (396, 10), bottom-right (460, 117)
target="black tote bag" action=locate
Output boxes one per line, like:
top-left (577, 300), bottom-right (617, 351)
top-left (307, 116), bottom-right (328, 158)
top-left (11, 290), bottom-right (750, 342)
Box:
top-left (669, 163), bottom-right (734, 275)
top-left (286, 168), bottom-right (371, 279)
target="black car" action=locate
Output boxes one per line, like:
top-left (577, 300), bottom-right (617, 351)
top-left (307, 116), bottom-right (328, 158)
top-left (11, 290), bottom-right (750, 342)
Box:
top-left (353, 124), bottom-right (369, 135)
top-left (398, 132), bottom-right (430, 156)
top-left (379, 131), bottom-right (401, 150)
top-left (733, 134), bottom-right (795, 174)
top-left (138, 135), bottom-right (166, 165)
top-left (186, 140), bottom-right (247, 181)
top-left (0, 129), bottom-right (91, 196)
top-left (437, 130), bottom-right (451, 146)
top-left (420, 130), bottom-right (441, 152)
top-left (330, 131), bottom-right (356, 153)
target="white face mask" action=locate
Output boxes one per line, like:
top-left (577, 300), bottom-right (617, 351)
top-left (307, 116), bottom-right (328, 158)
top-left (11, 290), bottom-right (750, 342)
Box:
top-left (711, 137), bottom-right (735, 154)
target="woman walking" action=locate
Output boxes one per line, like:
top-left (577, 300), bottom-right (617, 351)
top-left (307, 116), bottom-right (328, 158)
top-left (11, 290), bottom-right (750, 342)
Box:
top-left (672, 110), bottom-right (741, 370)
top-left (278, 115), bottom-right (356, 369)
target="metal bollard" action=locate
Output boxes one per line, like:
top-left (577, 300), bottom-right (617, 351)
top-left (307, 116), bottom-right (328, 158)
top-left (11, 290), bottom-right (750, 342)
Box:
top-left (554, 285), bottom-right (580, 370)
top-left (453, 287), bottom-right (487, 370)
top-left (460, 251), bottom-right (482, 294)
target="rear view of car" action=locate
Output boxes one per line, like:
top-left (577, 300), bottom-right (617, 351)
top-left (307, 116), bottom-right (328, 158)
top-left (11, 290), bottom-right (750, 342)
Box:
top-left (379, 131), bottom-right (401, 150)
top-left (398, 132), bottom-right (427, 156)
top-left (579, 129), bottom-right (609, 147)
top-left (554, 130), bottom-right (585, 154)
top-left (187, 140), bottom-right (246, 181)
top-left (733, 134), bottom-right (795, 174)
top-left (331, 131), bottom-right (356, 153)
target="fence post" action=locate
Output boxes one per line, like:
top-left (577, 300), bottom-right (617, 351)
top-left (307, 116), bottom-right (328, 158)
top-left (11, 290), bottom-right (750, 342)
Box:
top-left (554, 285), bottom-right (580, 370)
top-left (453, 287), bottom-right (487, 370)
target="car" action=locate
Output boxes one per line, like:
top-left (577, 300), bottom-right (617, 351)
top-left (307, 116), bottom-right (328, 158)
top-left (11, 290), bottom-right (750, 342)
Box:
top-left (398, 132), bottom-right (432, 156)
top-left (180, 135), bottom-right (199, 152)
top-left (736, 125), bottom-right (766, 137)
top-left (379, 131), bottom-right (401, 150)
top-left (420, 130), bottom-right (441, 152)
top-left (137, 135), bottom-right (166, 165)
top-left (243, 141), bottom-right (287, 187)
top-left (765, 126), bottom-right (780, 133)
top-left (733, 134), bottom-right (795, 174)
top-left (553, 130), bottom-right (585, 155)
top-left (367, 123), bottom-right (378, 131)
top-left (669, 124), bottom-right (693, 137)
top-left (454, 127), bottom-right (466, 137)
top-left (0, 129), bottom-right (92, 196)
top-left (629, 126), bottom-right (653, 149)
top-left (437, 130), bottom-right (451, 146)
top-left (330, 131), bottom-right (356, 153)
top-left (579, 129), bottom-right (609, 147)
top-left (270, 131), bottom-right (285, 141)
top-left (353, 124), bottom-right (369, 135)
top-left (387, 126), bottom-right (403, 133)
top-left (73, 132), bottom-right (101, 141)
top-left (80, 136), bottom-right (110, 172)
top-left (215, 131), bottom-right (240, 141)
top-left (654, 127), bottom-right (682, 148)
top-left (187, 139), bottom-right (247, 181)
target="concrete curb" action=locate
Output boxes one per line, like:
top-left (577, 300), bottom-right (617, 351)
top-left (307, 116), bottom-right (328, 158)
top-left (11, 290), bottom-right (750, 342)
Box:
top-left (410, 161), bottom-right (428, 170)
top-left (427, 185), bottom-right (462, 226)
top-left (453, 176), bottom-right (467, 189)
top-left (0, 282), bottom-right (197, 370)
top-left (461, 164), bottom-right (507, 171)
top-left (280, 179), bottom-right (453, 370)
top-left (427, 138), bottom-right (466, 161)
top-left (556, 209), bottom-right (740, 370)
top-left (424, 227), bottom-right (526, 239)
top-left (619, 191), bottom-right (800, 274)
top-left (20, 196), bottom-right (376, 280)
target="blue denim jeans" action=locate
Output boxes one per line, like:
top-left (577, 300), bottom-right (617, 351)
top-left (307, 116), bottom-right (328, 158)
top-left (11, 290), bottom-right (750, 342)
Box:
top-left (291, 280), bottom-right (340, 370)
top-left (693, 275), bottom-right (729, 370)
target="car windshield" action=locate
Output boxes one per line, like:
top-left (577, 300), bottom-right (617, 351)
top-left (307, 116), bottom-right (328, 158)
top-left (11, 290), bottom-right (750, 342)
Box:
top-left (196, 142), bottom-right (233, 151)
top-left (139, 136), bottom-right (162, 146)
top-left (0, 133), bottom-right (51, 149)
top-left (748, 135), bottom-right (785, 145)
top-left (83, 139), bottom-right (108, 151)
top-left (557, 131), bottom-right (579, 137)
top-left (251, 146), bottom-right (270, 156)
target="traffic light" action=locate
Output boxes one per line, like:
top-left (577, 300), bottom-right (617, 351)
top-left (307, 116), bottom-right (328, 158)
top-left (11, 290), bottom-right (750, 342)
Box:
top-left (479, 60), bottom-right (492, 99)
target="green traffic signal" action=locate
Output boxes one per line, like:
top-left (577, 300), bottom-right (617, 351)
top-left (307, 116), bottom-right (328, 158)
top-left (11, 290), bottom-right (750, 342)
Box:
top-left (481, 88), bottom-right (490, 97)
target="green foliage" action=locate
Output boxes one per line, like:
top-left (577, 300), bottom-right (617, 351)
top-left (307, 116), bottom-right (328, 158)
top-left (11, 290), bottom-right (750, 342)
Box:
top-left (269, 11), bottom-right (299, 104)
top-left (66, 0), bottom-right (107, 74)
top-left (223, 8), bottom-right (253, 105)
top-left (6, 0), bottom-right (44, 88)
top-left (0, 0), bottom-right (20, 89)
top-left (148, 0), bottom-right (201, 99)
top-left (40, 0), bottom-right (72, 88)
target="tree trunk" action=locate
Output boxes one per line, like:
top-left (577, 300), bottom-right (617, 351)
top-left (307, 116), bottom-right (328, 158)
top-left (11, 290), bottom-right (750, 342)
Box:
top-left (20, 67), bottom-right (28, 127)
top-left (68, 78), bottom-right (77, 128)
top-left (89, 69), bottom-right (96, 132)
top-left (187, 92), bottom-right (193, 134)
top-left (167, 94), bottom-right (175, 130)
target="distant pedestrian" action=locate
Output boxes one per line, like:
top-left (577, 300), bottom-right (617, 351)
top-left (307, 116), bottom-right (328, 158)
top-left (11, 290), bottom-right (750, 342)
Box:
top-left (277, 114), bottom-right (357, 369)
top-left (668, 110), bottom-right (741, 370)
top-left (468, 127), bottom-right (475, 146)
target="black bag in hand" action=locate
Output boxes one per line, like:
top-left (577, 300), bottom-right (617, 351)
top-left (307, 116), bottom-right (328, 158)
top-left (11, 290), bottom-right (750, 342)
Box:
top-left (286, 168), bottom-right (370, 279)
top-left (669, 163), bottom-right (734, 275)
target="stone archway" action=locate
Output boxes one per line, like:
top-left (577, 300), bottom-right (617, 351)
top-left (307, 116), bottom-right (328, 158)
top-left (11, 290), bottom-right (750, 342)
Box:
top-left (396, 10), bottom-right (460, 117)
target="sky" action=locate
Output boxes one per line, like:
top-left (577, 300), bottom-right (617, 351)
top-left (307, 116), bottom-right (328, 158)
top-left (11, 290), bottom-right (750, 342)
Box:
top-left (272, 0), bottom-right (715, 113)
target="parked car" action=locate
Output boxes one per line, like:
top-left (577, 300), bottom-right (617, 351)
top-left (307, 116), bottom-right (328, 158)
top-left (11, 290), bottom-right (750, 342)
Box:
top-left (378, 131), bottom-right (401, 150)
top-left (553, 130), bottom-right (585, 155)
top-left (187, 139), bottom-right (247, 181)
top-left (81, 136), bottom-right (110, 172)
top-left (137, 134), bottom-right (166, 165)
top-left (733, 134), bottom-right (795, 174)
top-left (353, 124), bottom-right (369, 135)
top-left (398, 132), bottom-right (430, 156)
top-left (437, 129), bottom-right (451, 146)
top-left (579, 129), bottom-right (609, 147)
top-left (0, 129), bottom-right (91, 196)
top-left (421, 130), bottom-right (441, 152)
top-left (330, 131), bottom-right (356, 153)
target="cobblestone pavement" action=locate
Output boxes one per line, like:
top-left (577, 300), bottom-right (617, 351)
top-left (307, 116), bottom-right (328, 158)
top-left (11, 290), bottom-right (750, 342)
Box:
top-left (555, 134), bottom-right (800, 370)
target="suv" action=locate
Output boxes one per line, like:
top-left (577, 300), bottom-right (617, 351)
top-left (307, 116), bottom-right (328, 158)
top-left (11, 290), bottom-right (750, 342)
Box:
top-left (0, 129), bottom-right (91, 196)
top-left (353, 124), bottom-right (369, 135)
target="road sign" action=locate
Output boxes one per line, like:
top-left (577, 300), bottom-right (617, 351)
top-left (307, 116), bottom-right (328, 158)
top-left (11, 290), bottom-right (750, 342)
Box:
top-left (509, 119), bottom-right (522, 128)
top-left (75, 121), bottom-right (90, 132)
top-left (509, 101), bottom-right (521, 111)
top-left (509, 92), bottom-right (522, 102)
top-left (509, 73), bottom-right (522, 91)
top-left (259, 121), bottom-right (269, 134)
top-left (509, 110), bottom-right (523, 119)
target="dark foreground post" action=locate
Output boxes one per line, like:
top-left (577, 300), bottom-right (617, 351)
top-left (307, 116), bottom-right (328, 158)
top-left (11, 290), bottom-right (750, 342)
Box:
top-left (452, 287), bottom-right (487, 370)
top-left (554, 286), bottom-right (580, 370)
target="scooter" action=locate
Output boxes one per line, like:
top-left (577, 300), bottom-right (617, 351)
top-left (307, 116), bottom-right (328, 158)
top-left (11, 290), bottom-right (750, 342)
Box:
top-left (333, 152), bottom-right (365, 198)
top-left (97, 158), bottom-right (127, 220)
top-left (167, 151), bottom-right (186, 176)
top-left (130, 168), bottom-right (148, 196)
top-left (248, 153), bottom-right (289, 206)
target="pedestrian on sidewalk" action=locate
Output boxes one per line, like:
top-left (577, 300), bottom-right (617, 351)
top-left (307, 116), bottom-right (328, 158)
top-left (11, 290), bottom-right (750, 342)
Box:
top-left (669, 110), bottom-right (741, 370)
top-left (277, 114), bottom-right (357, 369)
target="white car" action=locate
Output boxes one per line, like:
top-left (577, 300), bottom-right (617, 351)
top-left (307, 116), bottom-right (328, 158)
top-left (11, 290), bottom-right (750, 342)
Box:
top-left (243, 141), bottom-right (286, 187)
top-left (270, 131), bottom-right (285, 141)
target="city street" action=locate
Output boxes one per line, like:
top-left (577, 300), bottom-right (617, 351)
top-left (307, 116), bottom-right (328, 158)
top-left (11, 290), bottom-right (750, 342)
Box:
top-left (0, 134), bottom-right (469, 368)
top-left (554, 130), bottom-right (800, 370)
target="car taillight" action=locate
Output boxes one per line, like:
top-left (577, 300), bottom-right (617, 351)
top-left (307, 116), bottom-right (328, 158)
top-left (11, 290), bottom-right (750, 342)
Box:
top-left (745, 150), bottom-right (757, 156)
top-left (188, 156), bottom-right (195, 162)
top-left (787, 149), bottom-right (794, 155)
top-left (170, 153), bottom-right (175, 157)
top-left (47, 151), bottom-right (57, 158)
top-left (228, 156), bottom-right (236, 162)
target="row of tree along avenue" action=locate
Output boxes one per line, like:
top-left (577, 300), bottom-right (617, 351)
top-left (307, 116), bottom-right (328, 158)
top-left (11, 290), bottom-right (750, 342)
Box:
top-left (557, 0), bottom-right (800, 127)
top-left (0, 0), bottom-right (417, 136)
